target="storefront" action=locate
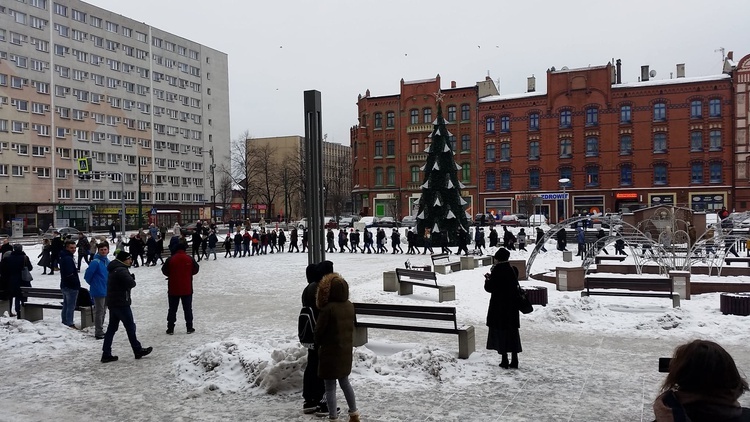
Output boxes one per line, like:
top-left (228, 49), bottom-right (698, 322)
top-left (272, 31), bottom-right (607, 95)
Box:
top-left (690, 192), bottom-right (727, 212)
top-left (572, 195), bottom-right (605, 216)
top-left (92, 206), bottom-right (141, 231)
top-left (614, 192), bottom-right (642, 213)
top-left (55, 205), bottom-right (94, 231)
top-left (649, 193), bottom-right (675, 208)
top-left (483, 198), bottom-right (513, 218)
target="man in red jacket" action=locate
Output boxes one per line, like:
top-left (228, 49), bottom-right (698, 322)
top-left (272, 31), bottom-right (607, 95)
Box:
top-left (161, 240), bottom-right (200, 335)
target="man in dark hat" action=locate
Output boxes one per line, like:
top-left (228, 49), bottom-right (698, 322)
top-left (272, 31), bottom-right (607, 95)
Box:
top-left (101, 250), bottom-right (152, 362)
top-left (301, 263), bottom-right (325, 414)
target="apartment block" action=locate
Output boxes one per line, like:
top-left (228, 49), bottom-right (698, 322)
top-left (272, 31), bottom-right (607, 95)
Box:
top-left (0, 0), bottom-right (230, 232)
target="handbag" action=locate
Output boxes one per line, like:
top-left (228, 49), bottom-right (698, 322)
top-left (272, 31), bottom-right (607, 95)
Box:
top-left (21, 267), bottom-right (33, 283)
top-left (517, 286), bottom-right (533, 314)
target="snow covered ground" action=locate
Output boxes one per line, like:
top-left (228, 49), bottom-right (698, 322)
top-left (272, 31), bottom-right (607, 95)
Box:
top-left (1, 232), bottom-right (748, 422)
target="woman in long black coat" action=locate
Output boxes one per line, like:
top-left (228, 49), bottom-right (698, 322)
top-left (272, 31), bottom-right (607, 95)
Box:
top-left (484, 248), bottom-right (522, 369)
top-left (0, 244), bottom-right (33, 317)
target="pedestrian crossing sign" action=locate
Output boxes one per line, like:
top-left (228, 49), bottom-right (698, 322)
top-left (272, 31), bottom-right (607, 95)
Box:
top-left (78, 157), bottom-right (92, 173)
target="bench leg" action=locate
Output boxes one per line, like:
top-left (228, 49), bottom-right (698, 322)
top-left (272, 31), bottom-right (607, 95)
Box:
top-left (20, 306), bottom-right (44, 322)
top-left (79, 307), bottom-right (94, 329)
top-left (398, 282), bottom-right (413, 296)
top-left (580, 292), bottom-right (590, 298)
top-left (458, 326), bottom-right (475, 359)
top-left (434, 265), bottom-right (448, 275)
top-left (438, 285), bottom-right (456, 302)
top-left (671, 293), bottom-right (681, 308)
top-left (353, 326), bottom-right (368, 347)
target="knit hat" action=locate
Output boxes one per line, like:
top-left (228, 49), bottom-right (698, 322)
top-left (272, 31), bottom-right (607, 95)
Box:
top-left (493, 248), bottom-right (510, 262)
top-left (115, 250), bottom-right (132, 261)
top-left (317, 260), bottom-right (334, 278)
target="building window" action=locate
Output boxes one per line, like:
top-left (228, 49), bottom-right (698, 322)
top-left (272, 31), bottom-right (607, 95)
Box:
top-left (382, 111), bottom-right (393, 128)
top-left (653, 102), bottom-right (666, 121)
top-left (374, 113), bottom-right (382, 129)
top-left (620, 105), bottom-right (632, 124)
top-left (447, 106), bottom-right (456, 122)
top-left (709, 98), bottom-right (721, 117)
top-left (529, 169), bottom-right (540, 189)
top-left (709, 162), bottom-right (722, 184)
top-left (620, 165), bottom-right (633, 186)
top-left (424, 137), bottom-right (431, 151)
top-left (500, 171), bottom-right (511, 190)
top-left (461, 163), bottom-right (470, 183)
top-left (499, 142), bottom-right (510, 161)
top-left (461, 104), bottom-right (470, 121)
top-left (560, 139), bottom-right (572, 158)
top-left (690, 100), bottom-right (702, 119)
top-left (485, 117), bottom-right (495, 133)
top-left (411, 166), bottom-right (420, 182)
top-left (585, 107), bottom-right (598, 126)
top-left (654, 164), bottom-right (668, 185)
top-left (410, 138), bottom-right (419, 153)
top-left (529, 113), bottom-right (539, 131)
top-left (423, 108), bottom-right (432, 124)
top-left (461, 135), bottom-right (470, 152)
top-left (585, 137), bottom-right (599, 157)
top-left (58, 189), bottom-right (71, 199)
top-left (691, 163), bottom-right (704, 184)
top-left (485, 144), bottom-right (496, 162)
top-left (560, 168), bottom-right (572, 187)
top-left (500, 116), bottom-right (510, 132)
top-left (374, 168), bottom-right (383, 186)
top-left (690, 131), bottom-right (703, 152)
top-left (653, 133), bottom-right (667, 153)
top-left (410, 109), bottom-right (418, 125)
top-left (559, 109), bottom-right (572, 128)
top-left (386, 167), bottom-right (396, 186)
top-left (529, 141), bottom-right (540, 160)
top-left (448, 135), bottom-right (456, 151)
top-left (620, 135), bottom-right (632, 155)
top-left (709, 130), bottom-right (722, 151)
top-left (374, 141), bottom-right (383, 158)
top-left (585, 166), bottom-right (599, 187)
top-left (486, 171), bottom-right (496, 191)
top-left (386, 140), bottom-right (395, 156)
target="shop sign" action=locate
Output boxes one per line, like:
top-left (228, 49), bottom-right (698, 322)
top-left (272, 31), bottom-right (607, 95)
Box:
top-left (95, 207), bottom-right (139, 214)
top-left (650, 195), bottom-right (674, 205)
top-left (57, 205), bottom-right (93, 211)
top-left (615, 192), bottom-right (638, 200)
top-left (37, 205), bottom-right (54, 214)
top-left (514, 193), bottom-right (568, 200)
top-left (230, 203), bottom-right (242, 210)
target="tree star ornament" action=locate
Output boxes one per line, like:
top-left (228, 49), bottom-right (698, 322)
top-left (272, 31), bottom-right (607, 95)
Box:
top-left (433, 90), bottom-right (445, 103)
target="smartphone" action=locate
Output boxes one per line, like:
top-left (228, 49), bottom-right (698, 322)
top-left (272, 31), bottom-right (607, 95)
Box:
top-left (659, 357), bottom-right (671, 373)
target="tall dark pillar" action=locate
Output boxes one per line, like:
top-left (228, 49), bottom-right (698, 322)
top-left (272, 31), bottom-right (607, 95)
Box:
top-left (304, 90), bottom-right (325, 264)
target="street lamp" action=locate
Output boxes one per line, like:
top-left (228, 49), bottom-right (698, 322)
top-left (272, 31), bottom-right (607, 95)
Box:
top-left (559, 178), bottom-right (570, 221)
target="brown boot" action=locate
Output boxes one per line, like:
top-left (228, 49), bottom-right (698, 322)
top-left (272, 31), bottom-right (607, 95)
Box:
top-left (348, 411), bottom-right (360, 422)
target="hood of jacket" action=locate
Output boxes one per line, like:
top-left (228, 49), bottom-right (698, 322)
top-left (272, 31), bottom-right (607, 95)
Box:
top-left (316, 272), bottom-right (349, 309)
top-left (107, 259), bottom-right (129, 272)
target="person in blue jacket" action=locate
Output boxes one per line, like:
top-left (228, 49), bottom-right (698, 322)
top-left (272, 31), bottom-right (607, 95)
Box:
top-left (84, 241), bottom-right (110, 339)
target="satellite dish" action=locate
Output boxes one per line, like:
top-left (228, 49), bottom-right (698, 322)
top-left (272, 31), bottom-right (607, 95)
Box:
top-left (649, 69), bottom-right (657, 78)
top-left (561, 66), bottom-right (569, 71)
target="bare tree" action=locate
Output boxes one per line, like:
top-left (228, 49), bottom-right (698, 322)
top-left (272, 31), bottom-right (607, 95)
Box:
top-left (246, 142), bottom-right (284, 220)
top-left (283, 144), bottom-right (307, 219)
top-left (326, 154), bottom-right (351, 221)
top-left (217, 173), bottom-right (233, 219)
top-left (219, 130), bottom-right (254, 221)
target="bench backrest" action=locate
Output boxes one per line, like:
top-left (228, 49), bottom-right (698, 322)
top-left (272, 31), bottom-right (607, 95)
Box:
top-left (353, 302), bottom-right (458, 330)
top-left (20, 287), bottom-right (64, 300)
top-left (396, 268), bottom-right (438, 286)
top-left (430, 253), bottom-right (451, 265)
top-left (585, 277), bottom-right (673, 294)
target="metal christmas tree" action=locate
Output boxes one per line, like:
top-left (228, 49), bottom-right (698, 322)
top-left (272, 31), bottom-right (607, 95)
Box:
top-left (415, 92), bottom-right (471, 241)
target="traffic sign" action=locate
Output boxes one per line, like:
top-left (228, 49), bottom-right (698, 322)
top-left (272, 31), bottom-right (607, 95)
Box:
top-left (77, 157), bottom-right (92, 173)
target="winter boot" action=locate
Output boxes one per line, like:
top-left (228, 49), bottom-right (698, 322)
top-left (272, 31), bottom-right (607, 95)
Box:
top-left (509, 352), bottom-right (519, 369)
top-left (348, 411), bottom-right (361, 422)
top-left (499, 353), bottom-right (509, 369)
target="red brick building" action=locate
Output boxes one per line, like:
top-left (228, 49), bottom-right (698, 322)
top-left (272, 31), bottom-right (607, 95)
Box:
top-left (351, 54), bottom-right (748, 221)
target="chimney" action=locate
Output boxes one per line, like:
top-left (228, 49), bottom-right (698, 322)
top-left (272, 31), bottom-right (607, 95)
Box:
top-left (616, 59), bottom-right (622, 84)
top-left (641, 65), bottom-right (650, 82)
top-left (527, 75), bottom-right (536, 92)
top-left (727, 51), bottom-right (734, 61)
top-left (676, 63), bottom-right (685, 78)
top-left (451, 81), bottom-right (456, 88)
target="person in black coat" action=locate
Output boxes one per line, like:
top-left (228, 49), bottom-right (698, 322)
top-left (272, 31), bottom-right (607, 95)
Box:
top-left (556, 228), bottom-right (568, 251)
top-left (50, 233), bottom-right (64, 272)
top-left (484, 248), bottom-right (522, 369)
top-left (191, 232), bottom-right (202, 262)
top-left (300, 263), bottom-right (326, 414)
top-left (0, 244), bottom-right (33, 317)
top-left (456, 227), bottom-right (469, 256)
top-left (502, 226), bottom-right (516, 251)
top-left (489, 227), bottom-right (499, 248)
top-left (596, 228), bottom-right (609, 255)
top-left (277, 229), bottom-right (286, 253)
top-left (145, 237), bottom-right (158, 266)
top-left (301, 228), bottom-right (309, 253)
top-left (289, 228), bottom-right (299, 253)
top-left (127, 235), bottom-right (145, 267)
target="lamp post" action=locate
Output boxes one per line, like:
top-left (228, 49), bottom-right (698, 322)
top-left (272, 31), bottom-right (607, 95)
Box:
top-left (558, 178), bottom-right (570, 221)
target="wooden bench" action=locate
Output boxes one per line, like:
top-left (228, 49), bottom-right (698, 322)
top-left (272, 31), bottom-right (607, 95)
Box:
top-left (20, 287), bottom-right (94, 328)
top-left (581, 275), bottom-right (680, 308)
top-left (395, 268), bottom-right (455, 302)
top-left (724, 257), bottom-right (750, 267)
top-left (430, 253), bottom-right (461, 274)
top-left (594, 255), bottom-right (626, 265)
top-left (352, 302), bottom-right (475, 359)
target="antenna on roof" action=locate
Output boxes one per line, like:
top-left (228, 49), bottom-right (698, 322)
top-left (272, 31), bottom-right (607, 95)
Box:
top-left (714, 47), bottom-right (726, 61)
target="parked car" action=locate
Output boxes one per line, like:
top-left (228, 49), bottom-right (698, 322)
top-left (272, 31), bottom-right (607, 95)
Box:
top-left (324, 217), bottom-right (338, 229)
top-left (180, 223), bottom-right (199, 236)
top-left (44, 227), bottom-right (81, 239)
top-left (401, 215), bottom-right (417, 228)
top-left (356, 216), bottom-right (379, 229)
top-left (500, 215), bottom-right (521, 226)
top-left (513, 214), bottom-right (529, 227)
top-left (473, 213), bottom-right (496, 226)
top-left (376, 217), bottom-right (398, 228)
top-left (528, 214), bottom-right (547, 226)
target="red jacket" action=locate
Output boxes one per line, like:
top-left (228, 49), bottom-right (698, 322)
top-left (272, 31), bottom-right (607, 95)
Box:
top-left (161, 250), bottom-right (199, 296)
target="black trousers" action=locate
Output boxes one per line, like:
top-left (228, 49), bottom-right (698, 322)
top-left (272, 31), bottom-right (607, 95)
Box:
top-left (303, 347), bottom-right (325, 404)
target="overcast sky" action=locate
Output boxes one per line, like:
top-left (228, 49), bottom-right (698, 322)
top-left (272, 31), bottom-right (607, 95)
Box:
top-left (91, 0), bottom-right (749, 146)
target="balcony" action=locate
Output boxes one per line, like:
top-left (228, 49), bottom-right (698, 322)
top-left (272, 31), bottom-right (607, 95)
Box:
top-left (406, 123), bottom-right (432, 134)
top-left (407, 152), bottom-right (428, 162)
top-left (407, 182), bottom-right (423, 190)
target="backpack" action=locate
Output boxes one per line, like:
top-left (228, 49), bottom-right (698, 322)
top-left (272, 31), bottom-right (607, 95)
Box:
top-left (76, 287), bottom-right (93, 307)
top-left (297, 306), bottom-right (316, 349)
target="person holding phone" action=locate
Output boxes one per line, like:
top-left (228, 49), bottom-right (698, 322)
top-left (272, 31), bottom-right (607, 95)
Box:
top-left (653, 339), bottom-right (749, 421)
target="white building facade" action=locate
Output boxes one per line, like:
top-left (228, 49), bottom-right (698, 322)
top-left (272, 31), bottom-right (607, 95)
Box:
top-left (0, 0), bottom-right (230, 232)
